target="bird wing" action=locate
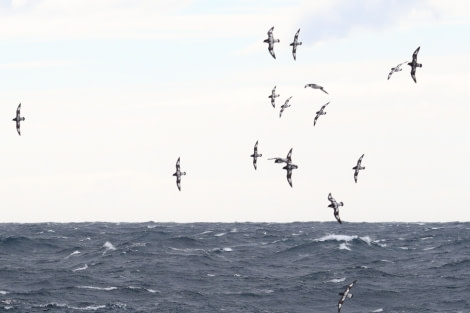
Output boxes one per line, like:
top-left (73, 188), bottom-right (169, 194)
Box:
top-left (286, 168), bottom-right (293, 187)
top-left (412, 46), bottom-right (420, 62)
top-left (16, 121), bottom-right (21, 136)
top-left (286, 148), bottom-right (293, 163)
top-left (176, 157), bottom-right (181, 171)
top-left (320, 87), bottom-right (329, 94)
top-left (16, 103), bottom-right (21, 116)
top-left (176, 176), bottom-right (181, 191)
top-left (328, 193), bottom-right (337, 206)
top-left (411, 67), bottom-right (417, 83)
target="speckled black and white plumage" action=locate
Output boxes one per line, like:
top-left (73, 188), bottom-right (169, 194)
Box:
top-left (172, 157), bottom-right (186, 191)
top-left (352, 154), bottom-right (365, 183)
top-left (12, 103), bottom-right (25, 136)
top-left (408, 46), bottom-right (422, 83)
top-left (387, 61), bottom-right (407, 80)
top-left (314, 101), bottom-right (329, 126)
top-left (279, 96), bottom-right (292, 118)
top-left (289, 28), bottom-right (302, 60)
top-left (263, 26), bottom-right (280, 59)
top-left (328, 193), bottom-right (344, 224)
top-left (283, 162), bottom-right (298, 187)
top-left (250, 140), bottom-right (262, 170)
top-left (304, 83), bottom-right (329, 95)
top-left (269, 85), bottom-right (280, 108)
top-left (338, 280), bottom-right (357, 313)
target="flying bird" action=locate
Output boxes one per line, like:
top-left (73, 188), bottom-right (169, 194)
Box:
top-left (268, 148), bottom-right (293, 164)
top-left (289, 28), bottom-right (302, 60)
top-left (12, 103), bottom-right (25, 136)
top-left (387, 61), bottom-right (407, 80)
top-left (304, 83), bottom-right (329, 94)
top-left (250, 141), bottom-right (262, 170)
top-left (279, 96), bottom-right (292, 118)
top-left (314, 101), bottom-right (329, 126)
top-left (352, 154), bottom-right (365, 183)
top-left (269, 85), bottom-right (280, 108)
top-left (338, 280), bottom-right (357, 313)
top-left (172, 157), bottom-right (186, 191)
top-left (263, 26), bottom-right (280, 59)
top-left (407, 46), bottom-right (422, 83)
top-left (283, 162), bottom-right (298, 187)
top-left (328, 193), bottom-right (344, 224)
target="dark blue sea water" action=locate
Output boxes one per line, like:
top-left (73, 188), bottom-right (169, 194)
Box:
top-left (0, 222), bottom-right (469, 312)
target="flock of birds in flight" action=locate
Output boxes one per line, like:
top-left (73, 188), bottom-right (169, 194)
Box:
top-left (261, 26), bottom-right (421, 312)
top-left (8, 24), bottom-right (422, 313)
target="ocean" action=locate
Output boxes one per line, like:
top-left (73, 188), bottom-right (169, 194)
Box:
top-left (0, 222), bottom-right (469, 312)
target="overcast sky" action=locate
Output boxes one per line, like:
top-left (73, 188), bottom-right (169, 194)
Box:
top-left (1, 0), bottom-right (469, 223)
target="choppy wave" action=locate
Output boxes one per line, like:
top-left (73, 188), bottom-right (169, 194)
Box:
top-left (0, 222), bottom-right (468, 312)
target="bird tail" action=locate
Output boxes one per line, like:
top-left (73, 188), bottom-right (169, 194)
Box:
top-left (339, 202), bottom-right (344, 206)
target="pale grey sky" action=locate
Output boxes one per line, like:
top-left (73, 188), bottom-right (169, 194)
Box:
top-left (0, 0), bottom-right (469, 222)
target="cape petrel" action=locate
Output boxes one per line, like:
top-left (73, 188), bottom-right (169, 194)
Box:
top-left (338, 280), bottom-right (357, 313)
top-left (172, 157), bottom-right (186, 191)
top-left (12, 103), bottom-right (25, 136)
top-left (279, 96), bottom-right (292, 118)
top-left (289, 28), bottom-right (302, 60)
top-left (269, 85), bottom-right (280, 108)
top-left (263, 26), bottom-right (280, 59)
top-left (352, 154), bottom-right (365, 183)
top-left (314, 101), bottom-right (329, 126)
top-left (305, 83), bottom-right (329, 95)
top-left (408, 46), bottom-right (422, 83)
top-left (328, 193), bottom-right (344, 224)
top-left (387, 61), bottom-right (407, 80)
top-left (250, 140), bottom-right (262, 170)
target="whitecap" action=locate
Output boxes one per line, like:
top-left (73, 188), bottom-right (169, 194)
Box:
top-left (214, 232), bottom-right (226, 237)
top-left (360, 236), bottom-right (372, 245)
top-left (0, 291), bottom-right (8, 295)
top-left (338, 243), bottom-right (351, 251)
top-left (147, 289), bottom-right (158, 293)
top-left (199, 230), bottom-right (213, 235)
top-left (102, 241), bottom-right (116, 255)
top-left (69, 304), bottom-right (107, 311)
top-left (423, 246), bottom-right (436, 251)
top-left (316, 234), bottom-right (357, 242)
top-left (372, 309), bottom-right (384, 312)
top-left (328, 277), bottom-right (346, 283)
top-left (72, 264), bottom-right (88, 272)
top-left (77, 286), bottom-right (117, 291)
top-left (222, 247), bottom-right (233, 252)
top-left (65, 250), bottom-right (81, 259)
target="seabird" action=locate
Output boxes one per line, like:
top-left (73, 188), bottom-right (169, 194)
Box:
top-left (328, 193), bottom-right (344, 224)
top-left (250, 140), bottom-right (262, 170)
top-left (305, 83), bottom-right (329, 95)
top-left (283, 162), bottom-right (298, 187)
top-left (407, 46), bottom-right (422, 83)
top-left (338, 280), bottom-right (357, 313)
top-left (279, 96), bottom-right (292, 118)
top-left (289, 28), bottom-right (302, 60)
top-left (269, 85), bottom-right (280, 108)
top-left (314, 101), bottom-right (329, 126)
top-left (387, 61), bottom-right (407, 80)
top-left (263, 26), bottom-right (280, 59)
top-left (352, 154), bottom-right (365, 183)
top-left (172, 157), bottom-right (186, 191)
top-left (12, 103), bottom-right (25, 136)
top-left (268, 148), bottom-right (293, 164)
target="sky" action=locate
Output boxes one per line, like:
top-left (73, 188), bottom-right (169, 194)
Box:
top-left (0, 0), bottom-right (469, 223)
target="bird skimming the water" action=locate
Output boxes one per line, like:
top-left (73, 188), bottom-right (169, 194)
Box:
top-left (338, 280), bottom-right (357, 313)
